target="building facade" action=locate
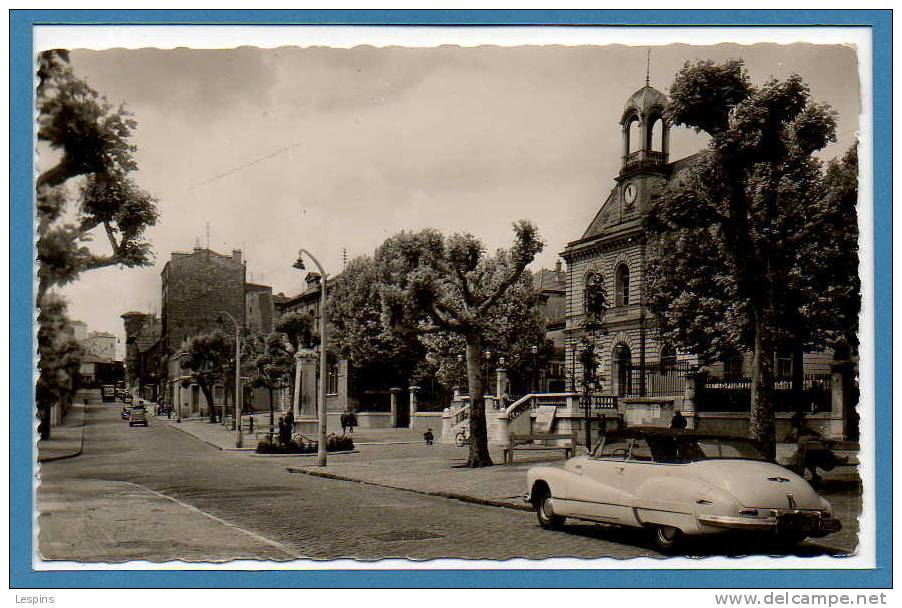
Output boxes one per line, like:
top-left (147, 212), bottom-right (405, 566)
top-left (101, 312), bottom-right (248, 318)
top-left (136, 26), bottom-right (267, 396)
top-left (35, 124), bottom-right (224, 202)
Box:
top-left (560, 83), bottom-right (841, 434)
top-left (81, 331), bottom-right (117, 360)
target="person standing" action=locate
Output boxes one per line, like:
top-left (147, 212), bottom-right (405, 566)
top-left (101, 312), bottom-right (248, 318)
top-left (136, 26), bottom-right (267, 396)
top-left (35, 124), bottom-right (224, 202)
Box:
top-left (670, 410), bottom-right (687, 430)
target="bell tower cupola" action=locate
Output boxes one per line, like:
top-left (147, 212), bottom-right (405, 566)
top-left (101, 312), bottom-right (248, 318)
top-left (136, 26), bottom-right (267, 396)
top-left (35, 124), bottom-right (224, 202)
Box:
top-left (619, 79), bottom-right (670, 174)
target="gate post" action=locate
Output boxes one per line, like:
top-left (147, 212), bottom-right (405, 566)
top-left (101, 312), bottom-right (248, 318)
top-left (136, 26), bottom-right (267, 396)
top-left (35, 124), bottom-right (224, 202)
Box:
top-left (682, 370), bottom-right (704, 430)
top-left (408, 385), bottom-right (420, 429)
top-left (389, 387), bottom-right (402, 428)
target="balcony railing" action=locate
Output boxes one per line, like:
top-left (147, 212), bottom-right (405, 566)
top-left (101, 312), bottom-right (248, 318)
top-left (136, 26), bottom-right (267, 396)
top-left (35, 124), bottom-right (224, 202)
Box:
top-left (622, 150), bottom-right (666, 172)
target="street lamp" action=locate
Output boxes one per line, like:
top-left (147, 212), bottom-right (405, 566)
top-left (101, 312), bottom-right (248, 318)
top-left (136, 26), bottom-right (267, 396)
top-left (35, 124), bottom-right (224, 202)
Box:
top-left (293, 249), bottom-right (329, 468)
top-left (531, 345), bottom-right (539, 394)
top-left (218, 311), bottom-right (243, 449)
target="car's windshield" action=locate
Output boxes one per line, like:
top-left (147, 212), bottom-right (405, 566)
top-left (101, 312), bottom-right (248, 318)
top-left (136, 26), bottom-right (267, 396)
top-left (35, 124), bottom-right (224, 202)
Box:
top-left (648, 435), bottom-right (766, 463)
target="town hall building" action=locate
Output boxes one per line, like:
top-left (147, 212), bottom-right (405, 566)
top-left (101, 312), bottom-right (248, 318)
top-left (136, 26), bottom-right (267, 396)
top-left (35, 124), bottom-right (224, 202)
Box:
top-left (560, 82), bottom-right (847, 437)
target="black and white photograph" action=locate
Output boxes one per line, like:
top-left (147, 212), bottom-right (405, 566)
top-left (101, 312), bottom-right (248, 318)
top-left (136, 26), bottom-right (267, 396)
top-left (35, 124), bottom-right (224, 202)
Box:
top-left (31, 26), bottom-right (869, 569)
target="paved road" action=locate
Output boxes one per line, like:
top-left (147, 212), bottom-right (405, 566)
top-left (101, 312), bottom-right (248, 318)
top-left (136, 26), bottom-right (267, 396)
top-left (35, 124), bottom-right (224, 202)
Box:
top-left (37, 403), bottom-right (854, 562)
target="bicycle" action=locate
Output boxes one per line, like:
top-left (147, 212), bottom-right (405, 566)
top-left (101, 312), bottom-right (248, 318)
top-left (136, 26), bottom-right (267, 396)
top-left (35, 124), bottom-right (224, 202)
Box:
top-left (454, 427), bottom-right (470, 447)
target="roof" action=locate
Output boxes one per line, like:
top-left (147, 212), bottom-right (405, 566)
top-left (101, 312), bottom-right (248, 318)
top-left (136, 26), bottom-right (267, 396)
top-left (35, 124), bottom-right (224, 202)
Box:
top-left (533, 267), bottom-right (565, 293)
top-left (621, 85), bottom-right (669, 121)
top-left (135, 320), bottom-right (162, 353)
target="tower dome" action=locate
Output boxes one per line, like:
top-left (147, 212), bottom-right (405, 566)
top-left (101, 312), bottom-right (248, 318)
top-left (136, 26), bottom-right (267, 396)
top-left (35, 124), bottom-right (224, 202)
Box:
top-left (620, 85), bottom-right (669, 126)
top-left (619, 84), bottom-right (670, 173)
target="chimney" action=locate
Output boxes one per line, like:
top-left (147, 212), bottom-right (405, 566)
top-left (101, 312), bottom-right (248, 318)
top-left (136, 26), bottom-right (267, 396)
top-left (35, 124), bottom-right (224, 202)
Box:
top-left (554, 259), bottom-right (562, 275)
top-left (232, 249), bottom-right (242, 263)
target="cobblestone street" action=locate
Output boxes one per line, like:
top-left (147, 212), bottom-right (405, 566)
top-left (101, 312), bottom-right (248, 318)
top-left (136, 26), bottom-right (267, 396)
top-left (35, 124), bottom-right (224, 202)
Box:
top-left (37, 402), bottom-right (860, 563)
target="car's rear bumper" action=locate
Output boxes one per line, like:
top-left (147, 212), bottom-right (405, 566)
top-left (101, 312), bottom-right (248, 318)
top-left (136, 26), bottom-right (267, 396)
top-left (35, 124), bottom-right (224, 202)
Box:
top-left (698, 512), bottom-right (841, 536)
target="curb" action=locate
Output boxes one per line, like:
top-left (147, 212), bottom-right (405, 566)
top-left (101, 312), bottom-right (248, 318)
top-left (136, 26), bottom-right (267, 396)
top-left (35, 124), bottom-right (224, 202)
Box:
top-left (38, 402), bottom-right (89, 463)
top-left (163, 421), bottom-right (254, 451)
top-left (251, 449), bottom-right (359, 458)
top-left (285, 466), bottom-right (532, 513)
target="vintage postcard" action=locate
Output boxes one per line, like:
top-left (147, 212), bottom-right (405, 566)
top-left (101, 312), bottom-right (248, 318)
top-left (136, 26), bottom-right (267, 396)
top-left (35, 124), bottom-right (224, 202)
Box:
top-left (10, 11), bottom-right (892, 593)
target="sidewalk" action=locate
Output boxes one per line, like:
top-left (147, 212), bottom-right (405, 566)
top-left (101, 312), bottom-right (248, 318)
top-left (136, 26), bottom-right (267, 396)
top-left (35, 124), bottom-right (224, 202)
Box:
top-left (163, 416), bottom-right (258, 451)
top-left (37, 401), bottom-right (88, 462)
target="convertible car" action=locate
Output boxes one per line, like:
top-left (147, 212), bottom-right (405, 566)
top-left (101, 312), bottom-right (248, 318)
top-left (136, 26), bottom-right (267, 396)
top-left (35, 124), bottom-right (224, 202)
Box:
top-left (525, 427), bottom-right (841, 551)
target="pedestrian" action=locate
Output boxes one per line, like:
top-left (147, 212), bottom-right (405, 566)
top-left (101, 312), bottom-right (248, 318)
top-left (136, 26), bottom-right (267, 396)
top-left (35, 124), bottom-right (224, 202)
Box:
top-left (423, 428), bottom-right (434, 446)
top-left (340, 412), bottom-right (349, 435)
top-left (285, 409), bottom-right (295, 437)
top-left (348, 411), bottom-right (357, 434)
top-left (670, 409), bottom-right (687, 430)
top-left (785, 411), bottom-right (847, 485)
top-left (278, 416), bottom-right (290, 447)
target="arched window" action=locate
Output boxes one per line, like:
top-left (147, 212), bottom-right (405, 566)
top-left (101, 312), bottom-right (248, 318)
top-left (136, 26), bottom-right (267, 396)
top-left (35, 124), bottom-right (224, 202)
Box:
top-left (647, 116), bottom-right (665, 152)
top-left (627, 116), bottom-right (641, 154)
top-left (614, 343), bottom-right (633, 397)
top-left (722, 351), bottom-right (743, 381)
top-left (615, 263), bottom-right (630, 307)
top-left (583, 271), bottom-right (607, 325)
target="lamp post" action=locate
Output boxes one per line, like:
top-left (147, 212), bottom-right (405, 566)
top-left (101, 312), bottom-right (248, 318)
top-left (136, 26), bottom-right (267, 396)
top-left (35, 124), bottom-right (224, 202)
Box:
top-left (218, 310), bottom-right (243, 449)
top-left (531, 344), bottom-right (539, 394)
top-left (293, 249), bottom-right (329, 467)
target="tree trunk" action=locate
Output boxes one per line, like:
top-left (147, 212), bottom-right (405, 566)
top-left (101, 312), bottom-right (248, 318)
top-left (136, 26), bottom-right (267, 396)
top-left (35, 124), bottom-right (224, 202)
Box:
top-left (269, 387), bottom-right (275, 440)
top-left (464, 337), bottom-right (493, 467)
top-left (791, 348), bottom-right (805, 395)
top-left (749, 311), bottom-right (777, 461)
top-left (200, 382), bottom-right (216, 423)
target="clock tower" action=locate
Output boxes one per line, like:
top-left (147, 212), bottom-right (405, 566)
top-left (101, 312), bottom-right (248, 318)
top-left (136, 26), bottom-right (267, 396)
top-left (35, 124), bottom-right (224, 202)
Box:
top-left (561, 82), bottom-right (674, 397)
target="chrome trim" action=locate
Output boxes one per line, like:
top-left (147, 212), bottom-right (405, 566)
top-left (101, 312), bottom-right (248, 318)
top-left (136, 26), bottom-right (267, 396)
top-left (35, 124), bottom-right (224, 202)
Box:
top-left (697, 514), bottom-right (777, 530)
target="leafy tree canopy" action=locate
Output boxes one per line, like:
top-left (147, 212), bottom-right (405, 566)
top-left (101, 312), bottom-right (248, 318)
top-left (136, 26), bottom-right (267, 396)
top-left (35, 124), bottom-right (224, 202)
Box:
top-left (645, 59), bottom-right (857, 457)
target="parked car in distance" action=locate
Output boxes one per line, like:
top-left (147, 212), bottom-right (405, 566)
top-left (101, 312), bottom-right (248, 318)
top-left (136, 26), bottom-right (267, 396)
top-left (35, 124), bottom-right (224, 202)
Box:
top-left (525, 427), bottom-right (841, 551)
top-left (128, 406), bottom-right (148, 427)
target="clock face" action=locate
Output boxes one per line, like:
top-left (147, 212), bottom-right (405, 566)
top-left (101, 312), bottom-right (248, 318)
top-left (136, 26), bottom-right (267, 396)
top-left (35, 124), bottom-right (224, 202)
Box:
top-left (624, 183), bottom-right (637, 205)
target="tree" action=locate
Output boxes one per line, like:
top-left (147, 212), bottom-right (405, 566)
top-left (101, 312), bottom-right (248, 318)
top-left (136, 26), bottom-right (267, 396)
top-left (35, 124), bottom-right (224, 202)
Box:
top-left (243, 332), bottom-right (294, 438)
top-left (182, 332), bottom-right (234, 423)
top-left (35, 50), bottom-right (159, 435)
top-left (417, 270), bottom-right (549, 395)
top-left (36, 50), bottom-right (159, 300)
top-left (374, 221), bottom-right (544, 467)
top-left (36, 296), bottom-right (83, 439)
top-left (273, 310), bottom-right (316, 403)
top-left (645, 59), bottom-right (855, 458)
top-left (328, 256), bottom-right (426, 391)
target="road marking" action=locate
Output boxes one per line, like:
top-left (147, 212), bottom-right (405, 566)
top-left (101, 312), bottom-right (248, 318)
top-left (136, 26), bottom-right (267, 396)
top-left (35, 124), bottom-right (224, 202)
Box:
top-left (122, 481), bottom-right (304, 560)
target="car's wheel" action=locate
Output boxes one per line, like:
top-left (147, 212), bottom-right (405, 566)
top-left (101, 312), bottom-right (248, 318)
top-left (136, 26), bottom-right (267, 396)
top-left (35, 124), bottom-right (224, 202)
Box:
top-left (650, 524), bottom-right (683, 553)
top-left (534, 486), bottom-right (565, 530)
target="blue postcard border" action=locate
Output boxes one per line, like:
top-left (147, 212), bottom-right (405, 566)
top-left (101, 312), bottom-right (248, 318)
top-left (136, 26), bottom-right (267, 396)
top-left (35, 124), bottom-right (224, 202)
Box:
top-left (9, 9), bottom-right (892, 589)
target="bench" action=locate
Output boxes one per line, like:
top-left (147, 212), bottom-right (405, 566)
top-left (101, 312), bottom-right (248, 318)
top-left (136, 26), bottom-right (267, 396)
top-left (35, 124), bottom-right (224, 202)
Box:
top-left (794, 438), bottom-right (859, 476)
top-left (502, 432), bottom-right (575, 464)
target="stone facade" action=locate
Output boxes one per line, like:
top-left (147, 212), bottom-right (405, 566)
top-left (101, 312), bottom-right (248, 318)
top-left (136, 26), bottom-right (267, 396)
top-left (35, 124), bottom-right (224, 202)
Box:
top-left (160, 248), bottom-right (246, 354)
top-left (560, 83), bottom-right (841, 417)
top-left (562, 84), bottom-right (677, 394)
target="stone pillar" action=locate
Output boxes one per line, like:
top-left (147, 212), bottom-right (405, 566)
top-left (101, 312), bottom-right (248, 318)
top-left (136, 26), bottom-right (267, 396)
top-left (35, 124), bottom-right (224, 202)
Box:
top-left (292, 352), bottom-right (303, 419)
top-left (682, 371), bottom-right (703, 430)
top-left (389, 387), bottom-right (402, 428)
top-left (298, 354), bottom-right (318, 418)
top-left (495, 367), bottom-right (508, 409)
top-left (337, 359), bottom-right (349, 412)
top-left (452, 386), bottom-right (462, 401)
top-left (408, 386), bottom-right (420, 429)
top-left (830, 361), bottom-right (852, 439)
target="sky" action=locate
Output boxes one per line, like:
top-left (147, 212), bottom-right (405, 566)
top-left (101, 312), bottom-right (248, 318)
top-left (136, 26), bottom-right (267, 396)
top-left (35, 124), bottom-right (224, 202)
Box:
top-left (45, 40), bottom-right (861, 352)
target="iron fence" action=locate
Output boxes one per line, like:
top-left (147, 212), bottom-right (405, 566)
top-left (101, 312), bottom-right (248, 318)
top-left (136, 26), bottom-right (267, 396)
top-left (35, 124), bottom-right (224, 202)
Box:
top-left (696, 373), bottom-right (833, 412)
top-left (619, 361), bottom-right (692, 398)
